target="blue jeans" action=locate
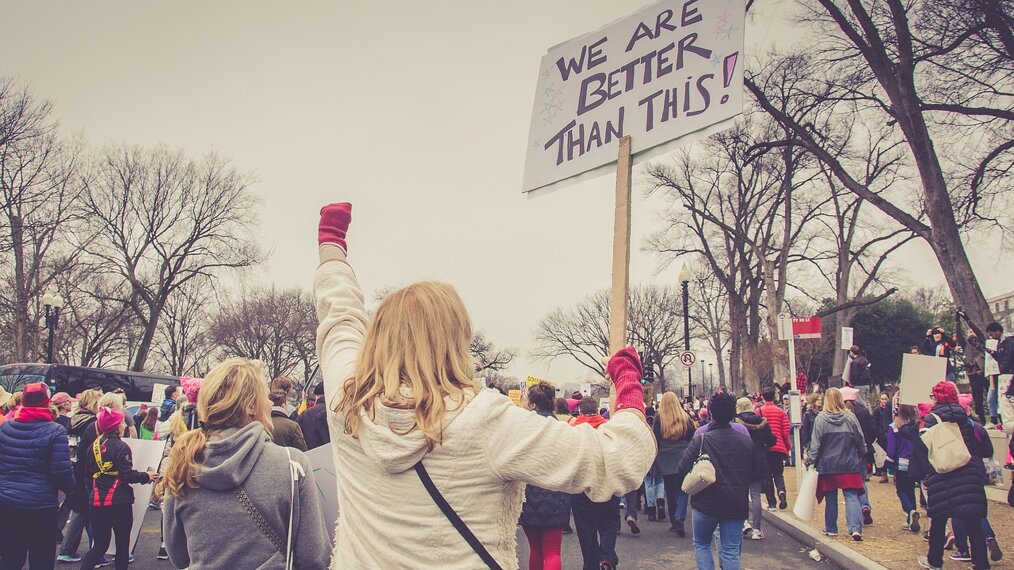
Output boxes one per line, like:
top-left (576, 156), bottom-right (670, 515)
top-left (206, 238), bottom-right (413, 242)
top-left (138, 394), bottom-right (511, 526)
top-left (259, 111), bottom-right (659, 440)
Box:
top-left (988, 376), bottom-right (999, 417)
top-left (824, 488), bottom-right (863, 534)
top-left (895, 471), bottom-right (917, 514)
top-left (645, 471), bottom-right (665, 505)
top-left (692, 511), bottom-right (743, 570)
top-left (953, 517), bottom-right (996, 553)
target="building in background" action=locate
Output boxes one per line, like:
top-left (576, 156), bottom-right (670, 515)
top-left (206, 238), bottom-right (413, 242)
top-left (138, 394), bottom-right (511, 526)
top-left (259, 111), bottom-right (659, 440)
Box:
top-left (989, 291), bottom-right (1014, 332)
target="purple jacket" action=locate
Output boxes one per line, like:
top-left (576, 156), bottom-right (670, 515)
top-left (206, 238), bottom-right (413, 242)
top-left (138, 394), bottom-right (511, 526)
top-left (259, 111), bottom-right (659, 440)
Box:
top-left (885, 423), bottom-right (914, 467)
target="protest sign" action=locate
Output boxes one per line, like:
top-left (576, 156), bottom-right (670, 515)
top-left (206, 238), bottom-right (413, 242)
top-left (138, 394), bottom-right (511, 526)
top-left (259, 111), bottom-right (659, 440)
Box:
top-left (106, 438), bottom-right (165, 555)
top-left (306, 444), bottom-right (339, 543)
top-left (522, 0), bottom-right (746, 192)
top-left (151, 382), bottom-right (167, 404)
top-left (841, 327), bottom-right (854, 350)
top-left (579, 382), bottom-right (592, 397)
top-left (898, 353), bottom-right (948, 405)
top-left (508, 389), bottom-right (524, 406)
top-left (985, 338), bottom-right (1000, 376)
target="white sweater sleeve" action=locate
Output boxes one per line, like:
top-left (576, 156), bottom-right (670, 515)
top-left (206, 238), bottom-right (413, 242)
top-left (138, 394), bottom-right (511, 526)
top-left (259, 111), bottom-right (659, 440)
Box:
top-left (314, 247), bottom-right (369, 405)
top-left (481, 393), bottom-right (656, 502)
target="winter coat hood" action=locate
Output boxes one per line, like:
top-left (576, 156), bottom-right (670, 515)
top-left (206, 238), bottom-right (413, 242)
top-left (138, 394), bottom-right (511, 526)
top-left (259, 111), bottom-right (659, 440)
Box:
top-left (735, 412), bottom-right (768, 430)
top-left (348, 391), bottom-right (476, 475)
top-left (820, 411), bottom-right (849, 426)
top-left (68, 411), bottom-right (96, 436)
top-left (570, 414), bottom-right (608, 429)
top-left (196, 422), bottom-right (272, 491)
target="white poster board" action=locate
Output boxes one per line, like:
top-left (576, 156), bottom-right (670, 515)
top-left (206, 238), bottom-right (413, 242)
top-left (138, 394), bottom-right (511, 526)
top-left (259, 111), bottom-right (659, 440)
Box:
top-left (985, 339), bottom-right (1000, 376)
top-left (898, 353), bottom-right (949, 405)
top-left (306, 444), bottom-right (339, 543)
top-left (105, 438), bottom-right (166, 555)
top-left (579, 382), bottom-right (592, 397)
top-left (151, 383), bottom-right (168, 404)
top-left (522, 0), bottom-right (746, 192)
top-left (841, 327), bottom-right (854, 350)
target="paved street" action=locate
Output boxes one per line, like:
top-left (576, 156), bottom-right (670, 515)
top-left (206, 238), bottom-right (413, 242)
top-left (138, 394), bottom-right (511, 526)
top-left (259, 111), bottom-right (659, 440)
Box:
top-left (106, 507), bottom-right (837, 569)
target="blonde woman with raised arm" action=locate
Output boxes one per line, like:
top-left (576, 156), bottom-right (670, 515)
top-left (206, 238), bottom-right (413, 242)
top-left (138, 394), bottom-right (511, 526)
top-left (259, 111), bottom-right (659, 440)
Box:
top-left (314, 203), bottom-right (656, 570)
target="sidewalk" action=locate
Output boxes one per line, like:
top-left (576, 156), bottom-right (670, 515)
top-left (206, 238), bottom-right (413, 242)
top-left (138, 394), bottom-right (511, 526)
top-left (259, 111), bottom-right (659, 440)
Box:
top-left (770, 467), bottom-right (1013, 570)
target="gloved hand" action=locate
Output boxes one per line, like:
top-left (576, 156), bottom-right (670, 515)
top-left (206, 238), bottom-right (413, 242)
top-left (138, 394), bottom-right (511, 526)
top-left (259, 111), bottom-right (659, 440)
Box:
top-left (606, 347), bottom-right (645, 414)
top-left (318, 203), bottom-right (353, 252)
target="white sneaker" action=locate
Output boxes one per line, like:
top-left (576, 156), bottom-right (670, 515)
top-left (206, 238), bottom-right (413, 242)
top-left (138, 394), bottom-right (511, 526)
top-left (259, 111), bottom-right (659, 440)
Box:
top-left (750, 529), bottom-right (764, 540)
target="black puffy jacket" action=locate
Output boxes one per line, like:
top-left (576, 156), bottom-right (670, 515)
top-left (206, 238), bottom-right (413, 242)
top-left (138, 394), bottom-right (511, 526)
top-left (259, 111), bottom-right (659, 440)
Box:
top-left (81, 433), bottom-right (152, 507)
top-left (518, 411), bottom-right (571, 528)
top-left (734, 412), bottom-right (775, 482)
top-left (676, 422), bottom-right (755, 520)
top-left (917, 403), bottom-right (987, 520)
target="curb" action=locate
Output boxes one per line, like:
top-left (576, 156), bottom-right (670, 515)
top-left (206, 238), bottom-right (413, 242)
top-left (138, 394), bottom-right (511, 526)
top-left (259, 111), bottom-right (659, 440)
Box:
top-left (762, 510), bottom-right (890, 570)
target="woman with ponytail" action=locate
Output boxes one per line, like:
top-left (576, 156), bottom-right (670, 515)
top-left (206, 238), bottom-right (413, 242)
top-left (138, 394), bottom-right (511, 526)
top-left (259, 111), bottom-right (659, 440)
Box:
top-left (314, 203), bottom-right (656, 569)
top-left (161, 358), bottom-right (329, 570)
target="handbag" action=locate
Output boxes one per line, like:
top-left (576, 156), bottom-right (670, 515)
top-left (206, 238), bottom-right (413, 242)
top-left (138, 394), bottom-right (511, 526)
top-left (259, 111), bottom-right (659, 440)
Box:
top-left (415, 461), bottom-right (503, 570)
top-left (681, 429), bottom-right (716, 495)
top-left (920, 413), bottom-right (971, 474)
top-left (236, 447), bottom-right (305, 570)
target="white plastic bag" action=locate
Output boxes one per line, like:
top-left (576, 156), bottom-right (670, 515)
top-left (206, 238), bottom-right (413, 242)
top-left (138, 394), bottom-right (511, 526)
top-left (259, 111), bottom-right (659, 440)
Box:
top-left (793, 467), bottom-right (819, 521)
top-left (872, 441), bottom-right (887, 469)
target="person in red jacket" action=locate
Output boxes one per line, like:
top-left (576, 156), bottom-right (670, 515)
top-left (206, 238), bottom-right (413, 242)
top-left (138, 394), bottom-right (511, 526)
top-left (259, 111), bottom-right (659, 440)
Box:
top-left (759, 387), bottom-right (791, 510)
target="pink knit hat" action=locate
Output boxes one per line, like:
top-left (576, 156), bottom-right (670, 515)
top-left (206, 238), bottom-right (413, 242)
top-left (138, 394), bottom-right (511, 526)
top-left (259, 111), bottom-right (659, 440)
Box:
top-left (96, 407), bottom-right (125, 434)
top-left (180, 376), bottom-right (203, 404)
top-left (840, 387), bottom-right (859, 402)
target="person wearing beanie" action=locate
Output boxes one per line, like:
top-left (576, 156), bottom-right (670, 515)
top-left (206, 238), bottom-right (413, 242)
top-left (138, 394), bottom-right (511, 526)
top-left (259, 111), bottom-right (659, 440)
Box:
top-left (52, 391), bottom-right (76, 432)
top-left (914, 381), bottom-right (993, 569)
top-left (313, 202), bottom-right (655, 570)
top-left (735, 397), bottom-right (776, 540)
top-left (58, 388), bottom-right (104, 563)
top-left (78, 407), bottom-right (157, 570)
top-left (0, 382), bottom-right (76, 569)
top-left (676, 392), bottom-right (755, 570)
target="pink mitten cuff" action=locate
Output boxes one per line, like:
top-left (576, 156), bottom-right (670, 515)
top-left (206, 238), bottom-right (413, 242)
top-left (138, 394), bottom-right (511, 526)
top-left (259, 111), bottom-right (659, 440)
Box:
top-left (608, 347), bottom-right (645, 414)
top-left (318, 203), bottom-right (352, 252)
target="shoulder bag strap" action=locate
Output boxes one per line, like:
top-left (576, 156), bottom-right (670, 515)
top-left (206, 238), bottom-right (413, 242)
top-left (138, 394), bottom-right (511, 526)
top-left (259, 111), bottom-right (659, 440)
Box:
top-left (285, 448), bottom-right (305, 570)
top-left (414, 461), bottom-right (503, 570)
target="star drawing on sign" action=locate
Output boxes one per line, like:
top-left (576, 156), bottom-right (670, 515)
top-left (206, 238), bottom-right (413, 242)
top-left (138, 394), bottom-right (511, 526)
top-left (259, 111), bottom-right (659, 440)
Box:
top-left (541, 68), bottom-right (552, 81)
top-left (710, 53), bottom-right (723, 67)
top-left (532, 138), bottom-right (541, 149)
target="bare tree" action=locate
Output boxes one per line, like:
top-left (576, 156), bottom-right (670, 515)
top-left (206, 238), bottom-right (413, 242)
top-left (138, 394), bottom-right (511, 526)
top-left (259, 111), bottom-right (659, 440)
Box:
top-left (209, 287), bottom-right (316, 380)
top-left (84, 145), bottom-right (264, 371)
top-left (0, 77), bottom-right (86, 362)
top-left (52, 268), bottom-right (136, 368)
top-left (471, 330), bottom-right (518, 375)
top-left (153, 278), bottom-right (216, 376)
top-left (746, 0), bottom-right (1012, 332)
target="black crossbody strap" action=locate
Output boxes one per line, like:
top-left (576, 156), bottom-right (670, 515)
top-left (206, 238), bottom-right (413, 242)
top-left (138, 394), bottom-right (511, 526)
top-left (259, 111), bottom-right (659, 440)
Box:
top-left (414, 462), bottom-right (503, 570)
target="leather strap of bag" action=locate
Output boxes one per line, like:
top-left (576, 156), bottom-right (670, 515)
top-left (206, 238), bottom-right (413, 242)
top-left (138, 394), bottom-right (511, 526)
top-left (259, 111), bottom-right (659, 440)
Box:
top-left (414, 461), bottom-right (503, 570)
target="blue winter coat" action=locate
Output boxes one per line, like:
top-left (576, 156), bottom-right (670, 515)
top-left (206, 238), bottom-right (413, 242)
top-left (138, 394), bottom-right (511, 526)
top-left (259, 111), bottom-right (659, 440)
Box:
top-left (0, 417), bottom-right (76, 509)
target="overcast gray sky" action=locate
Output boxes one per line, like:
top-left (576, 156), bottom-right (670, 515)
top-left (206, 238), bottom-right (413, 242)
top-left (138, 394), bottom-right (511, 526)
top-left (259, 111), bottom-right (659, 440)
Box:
top-left (2, 1), bottom-right (1010, 384)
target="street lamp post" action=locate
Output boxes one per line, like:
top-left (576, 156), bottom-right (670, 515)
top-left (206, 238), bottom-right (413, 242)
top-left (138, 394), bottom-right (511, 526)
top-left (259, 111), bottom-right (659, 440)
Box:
top-left (42, 291), bottom-right (64, 364)
top-left (680, 264), bottom-right (692, 400)
top-left (709, 363), bottom-right (714, 391)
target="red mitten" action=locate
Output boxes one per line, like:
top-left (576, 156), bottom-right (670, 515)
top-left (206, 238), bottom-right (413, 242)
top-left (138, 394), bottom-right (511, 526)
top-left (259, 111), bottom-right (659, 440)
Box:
top-left (607, 347), bottom-right (645, 414)
top-left (318, 203), bottom-right (352, 252)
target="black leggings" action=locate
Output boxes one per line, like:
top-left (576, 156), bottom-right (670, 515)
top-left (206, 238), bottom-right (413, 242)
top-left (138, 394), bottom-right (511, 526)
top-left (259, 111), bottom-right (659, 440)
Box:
top-left (968, 374), bottom-right (987, 421)
top-left (764, 452), bottom-right (787, 506)
top-left (80, 504), bottom-right (132, 570)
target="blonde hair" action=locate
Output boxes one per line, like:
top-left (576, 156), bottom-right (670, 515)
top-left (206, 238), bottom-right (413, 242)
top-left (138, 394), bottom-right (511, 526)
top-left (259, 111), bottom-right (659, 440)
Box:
top-left (335, 281), bottom-right (480, 450)
top-left (98, 392), bottom-right (125, 410)
top-left (657, 392), bottom-right (693, 441)
top-left (806, 392), bottom-right (823, 410)
top-left (736, 397), bottom-right (754, 414)
top-left (823, 387), bottom-right (846, 414)
top-left (162, 358), bottom-right (270, 497)
top-left (76, 389), bottom-right (102, 414)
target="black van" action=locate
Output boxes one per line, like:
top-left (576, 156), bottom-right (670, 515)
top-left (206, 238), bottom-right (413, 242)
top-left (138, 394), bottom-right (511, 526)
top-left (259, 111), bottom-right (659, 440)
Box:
top-left (0, 363), bottom-right (181, 403)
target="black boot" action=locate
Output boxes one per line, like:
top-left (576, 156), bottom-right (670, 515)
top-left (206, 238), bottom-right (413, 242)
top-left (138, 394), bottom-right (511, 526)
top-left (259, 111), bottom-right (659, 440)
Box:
top-left (646, 505), bottom-right (657, 521)
top-left (656, 498), bottom-right (666, 521)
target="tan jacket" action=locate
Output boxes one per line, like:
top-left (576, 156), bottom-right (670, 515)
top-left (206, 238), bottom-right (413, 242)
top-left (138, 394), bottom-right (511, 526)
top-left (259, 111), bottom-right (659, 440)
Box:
top-left (314, 246), bottom-right (656, 570)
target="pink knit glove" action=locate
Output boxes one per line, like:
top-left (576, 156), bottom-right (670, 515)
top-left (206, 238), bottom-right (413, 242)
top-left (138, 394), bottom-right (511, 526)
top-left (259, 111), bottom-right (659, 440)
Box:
top-left (607, 347), bottom-right (645, 414)
top-left (318, 203), bottom-right (352, 252)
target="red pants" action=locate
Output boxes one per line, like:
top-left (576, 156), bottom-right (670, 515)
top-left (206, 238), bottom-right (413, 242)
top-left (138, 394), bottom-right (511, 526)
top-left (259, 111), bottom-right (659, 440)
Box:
top-left (523, 526), bottom-right (563, 570)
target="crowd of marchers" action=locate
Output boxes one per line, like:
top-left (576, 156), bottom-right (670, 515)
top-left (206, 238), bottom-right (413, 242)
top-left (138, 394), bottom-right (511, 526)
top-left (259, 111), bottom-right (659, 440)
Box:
top-left (1, 203), bottom-right (1012, 570)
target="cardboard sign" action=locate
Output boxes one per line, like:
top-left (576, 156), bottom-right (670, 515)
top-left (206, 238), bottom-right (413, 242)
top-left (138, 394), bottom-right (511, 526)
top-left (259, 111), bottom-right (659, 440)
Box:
top-left (522, 0), bottom-right (746, 192)
top-left (151, 382), bottom-right (168, 404)
top-left (898, 353), bottom-right (948, 405)
top-left (599, 397), bottom-right (611, 410)
top-left (841, 327), bottom-right (854, 350)
top-left (305, 444), bottom-right (339, 543)
top-left (579, 382), bottom-right (592, 397)
top-left (508, 389), bottom-right (524, 406)
top-left (106, 438), bottom-right (166, 555)
top-left (985, 339), bottom-right (1000, 376)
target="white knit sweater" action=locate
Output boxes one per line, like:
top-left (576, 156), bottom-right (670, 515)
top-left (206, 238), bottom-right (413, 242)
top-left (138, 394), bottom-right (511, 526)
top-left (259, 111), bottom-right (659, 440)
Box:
top-left (314, 247), bottom-right (656, 569)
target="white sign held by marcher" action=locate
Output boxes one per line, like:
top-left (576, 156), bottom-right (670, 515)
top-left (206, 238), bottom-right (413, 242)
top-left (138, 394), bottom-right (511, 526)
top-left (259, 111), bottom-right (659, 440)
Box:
top-left (306, 444), bottom-right (339, 543)
top-left (898, 353), bottom-right (949, 405)
top-left (985, 339), bottom-right (1000, 376)
top-left (579, 382), bottom-right (592, 397)
top-left (105, 438), bottom-right (166, 556)
top-left (522, 0), bottom-right (746, 192)
top-left (841, 327), bottom-right (854, 350)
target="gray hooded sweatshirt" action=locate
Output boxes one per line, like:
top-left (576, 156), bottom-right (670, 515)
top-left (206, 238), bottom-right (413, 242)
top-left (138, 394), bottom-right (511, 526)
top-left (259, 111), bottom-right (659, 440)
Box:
top-left (163, 421), bottom-right (330, 569)
top-left (806, 411), bottom-right (865, 475)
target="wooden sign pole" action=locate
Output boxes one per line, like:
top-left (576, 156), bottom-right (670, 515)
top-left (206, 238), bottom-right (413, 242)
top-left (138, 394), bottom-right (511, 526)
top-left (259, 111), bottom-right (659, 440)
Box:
top-left (608, 136), bottom-right (633, 411)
